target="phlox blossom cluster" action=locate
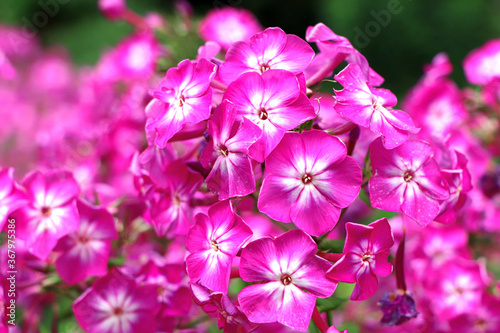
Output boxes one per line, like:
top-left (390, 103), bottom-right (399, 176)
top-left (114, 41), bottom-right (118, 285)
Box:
top-left (0, 1), bottom-right (500, 333)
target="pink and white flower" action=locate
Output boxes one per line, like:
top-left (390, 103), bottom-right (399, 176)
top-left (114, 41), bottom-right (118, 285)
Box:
top-left (368, 138), bottom-right (450, 226)
top-left (201, 101), bottom-right (261, 199)
top-left (258, 130), bottom-right (362, 236)
top-left (326, 218), bottom-right (394, 301)
top-left (73, 268), bottom-right (158, 333)
top-left (146, 58), bottom-right (216, 147)
top-left (464, 39), bottom-right (500, 85)
top-left (198, 7), bottom-right (262, 51)
top-left (334, 63), bottom-right (419, 149)
top-left (238, 229), bottom-right (336, 331)
top-left (0, 167), bottom-right (26, 230)
top-left (223, 69), bottom-right (315, 162)
top-left (219, 27), bottom-right (315, 84)
top-left (186, 201), bottom-right (252, 293)
top-left (54, 200), bottom-right (118, 284)
top-left (13, 170), bottom-right (80, 260)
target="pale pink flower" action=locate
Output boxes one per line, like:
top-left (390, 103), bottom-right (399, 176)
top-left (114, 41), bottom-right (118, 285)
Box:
top-left (326, 218), bottom-right (394, 301)
top-left (258, 130), bottom-right (362, 236)
top-left (238, 229), bottom-right (336, 331)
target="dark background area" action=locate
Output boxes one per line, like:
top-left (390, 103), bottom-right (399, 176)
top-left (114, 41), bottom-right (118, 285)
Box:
top-left (1, 0), bottom-right (500, 97)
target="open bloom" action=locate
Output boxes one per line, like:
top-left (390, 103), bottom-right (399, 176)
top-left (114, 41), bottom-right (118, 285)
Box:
top-left (369, 138), bottom-right (450, 226)
top-left (55, 200), bottom-right (118, 284)
top-left (258, 130), bottom-right (362, 236)
top-left (198, 7), bottom-right (262, 50)
top-left (219, 27), bottom-right (314, 84)
top-left (463, 38), bottom-right (500, 85)
top-left (334, 63), bottom-right (419, 149)
top-left (327, 218), bottom-right (394, 301)
top-left (224, 69), bottom-right (315, 162)
top-left (13, 170), bottom-right (80, 260)
top-left (186, 201), bottom-right (252, 293)
top-left (0, 167), bottom-right (26, 230)
top-left (146, 58), bottom-right (216, 147)
top-left (73, 268), bottom-right (158, 333)
top-left (201, 101), bottom-right (261, 199)
top-left (238, 229), bottom-right (336, 331)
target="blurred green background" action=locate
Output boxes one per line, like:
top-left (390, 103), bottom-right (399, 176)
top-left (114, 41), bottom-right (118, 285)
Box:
top-left (1, 0), bottom-right (500, 96)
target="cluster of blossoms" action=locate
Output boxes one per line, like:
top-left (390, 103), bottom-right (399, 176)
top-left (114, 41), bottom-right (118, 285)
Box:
top-left (1, 1), bottom-right (500, 332)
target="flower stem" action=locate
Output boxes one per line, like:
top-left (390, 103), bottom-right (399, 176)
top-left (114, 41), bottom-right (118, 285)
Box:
top-left (395, 225), bottom-right (407, 291)
top-left (312, 306), bottom-right (329, 333)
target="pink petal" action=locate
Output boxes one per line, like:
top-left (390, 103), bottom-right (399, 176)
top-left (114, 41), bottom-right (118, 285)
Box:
top-left (289, 185), bottom-right (342, 236)
top-left (238, 282), bottom-right (281, 324)
top-left (224, 71), bottom-right (264, 113)
top-left (248, 27), bottom-right (287, 65)
top-left (402, 182), bottom-right (441, 226)
top-left (292, 256), bottom-right (337, 298)
top-left (371, 250), bottom-right (392, 277)
top-left (343, 222), bottom-right (372, 255)
top-left (258, 175), bottom-right (301, 223)
top-left (326, 253), bottom-right (360, 284)
top-left (278, 284), bottom-right (317, 331)
top-left (240, 236), bottom-right (281, 282)
top-left (261, 69), bottom-right (301, 109)
top-left (368, 218), bottom-right (394, 254)
top-left (273, 229), bottom-right (318, 273)
top-left (186, 250), bottom-right (232, 293)
top-left (350, 265), bottom-right (378, 301)
top-left (368, 176), bottom-right (405, 212)
top-left (269, 34), bottom-right (315, 74)
top-left (219, 41), bottom-right (259, 84)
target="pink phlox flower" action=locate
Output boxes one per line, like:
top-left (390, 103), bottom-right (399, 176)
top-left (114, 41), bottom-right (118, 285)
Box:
top-left (433, 144), bottom-right (472, 224)
top-left (98, 0), bottom-right (126, 20)
top-left (186, 200), bottom-right (252, 293)
top-left (464, 38), bottom-right (500, 85)
top-left (73, 268), bottom-right (158, 333)
top-left (258, 130), bottom-right (362, 236)
top-left (191, 282), bottom-right (258, 332)
top-left (54, 199), bottom-right (118, 284)
top-left (369, 138), bottom-right (450, 226)
top-left (0, 167), bottom-right (27, 230)
top-left (201, 101), bottom-right (261, 199)
top-left (146, 58), bottom-right (216, 148)
top-left (422, 52), bottom-right (453, 83)
top-left (198, 7), bottom-right (262, 51)
top-left (326, 218), bottom-right (394, 301)
top-left (334, 63), bottom-right (419, 149)
top-left (219, 27), bottom-right (315, 84)
top-left (142, 160), bottom-right (203, 236)
top-left (223, 69), bottom-right (316, 162)
top-left (13, 170), bottom-right (80, 260)
top-left (136, 261), bottom-right (191, 319)
top-left (448, 292), bottom-right (500, 333)
top-left (306, 23), bottom-right (384, 87)
top-left (238, 229), bottom-right (337, 331)
top-left (427, 260), bottom-right (490, 320)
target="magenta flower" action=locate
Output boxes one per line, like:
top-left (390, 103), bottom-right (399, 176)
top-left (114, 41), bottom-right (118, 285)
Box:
top-left (13, 170), bottom-right (80, 260)
top-left (368, 138), bottom-right (450, 226)
top-left (219, 27), bottom-right (315, 84)
top-left (305, 23), bottom-right (383, 87)
top-left (198, 7), bottom-right (262, 50)
top-left (146, 58), bottom-right (216, 147)
top-left (258, 130), bottom-right (362, 236)
top-left (54, 200), bottom-right (118, 284)
top-left (186, 201), bottom-right (252, 293)
top-left (201, 101), bottom-right (261, 199)
top-left (143, 160), bottom-right (203, 236)
top-left (191, 282), bottom-right (258, 332)
top-left (334, 63), bottom-right (419, 149)
top-left (238, 229), bottom-right (336, 331)
top-left (73, 268), bottom-right (158, 333)
top-left (326, 218), bottom-right (394, 301)
top-left (0, 167), bottom-right (26, 230)
top-left (223, 69), bottom-right (315, 162)
top-left (463, 38), bottom-right (500, 85)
